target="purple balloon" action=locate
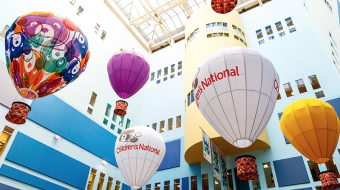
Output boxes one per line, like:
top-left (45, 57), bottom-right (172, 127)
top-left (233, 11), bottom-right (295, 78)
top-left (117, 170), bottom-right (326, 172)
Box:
top-left (107, 50), bottom-right (150, 99)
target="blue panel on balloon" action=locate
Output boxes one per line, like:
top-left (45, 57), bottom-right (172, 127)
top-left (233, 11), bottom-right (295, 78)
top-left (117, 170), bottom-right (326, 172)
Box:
top-left (182, 177), bottom-right (189, 190)
top-left (122, 183), bottom-right (131, 190)
top-left (5, 132), bottom-right (89, 189)
top-left (234, 168), bottom-right (250, 190)
top-left (291, 188), bottom-right (313, 190)
top-left (158, 139), bottom-right (181, 171)
top-left (27, 95), bottom-right (118, 166)
top-left (277, 112), bottom-right (290, 144)
top-left (0, 182), bottom-right (20, 190)
top-left (273, 156), bottom-right (310, 187)
top-left (0, 165), bottom-right (68, 190)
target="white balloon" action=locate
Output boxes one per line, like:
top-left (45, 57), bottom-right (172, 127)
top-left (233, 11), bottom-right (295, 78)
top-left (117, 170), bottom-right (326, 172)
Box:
top-left (193, 47), bottom-right (280, 148)
top-left (115, 126), bottom-right (166, 189)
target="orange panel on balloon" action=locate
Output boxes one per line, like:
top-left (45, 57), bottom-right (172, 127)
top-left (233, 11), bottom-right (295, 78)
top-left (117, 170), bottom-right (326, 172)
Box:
top-left (211, 0), bottom-right (238, 14)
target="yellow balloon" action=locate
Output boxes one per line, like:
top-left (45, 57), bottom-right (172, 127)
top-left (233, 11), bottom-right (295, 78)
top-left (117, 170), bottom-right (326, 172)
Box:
top-left (280, 98), bottom-right (340, 164)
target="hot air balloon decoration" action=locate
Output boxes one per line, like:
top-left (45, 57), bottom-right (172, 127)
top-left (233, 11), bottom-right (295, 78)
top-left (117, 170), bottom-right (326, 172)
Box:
top-left (115, 126), bottom-right (166, 189)
top-left (235, 155), bottom-right (259, 180)
top-left (107, 50), bottom-right (150, 116)
top-left (280, 98), bottom-right (340, 189)
top-left (193, 47), bottom-right (280, 148)
top-left (4, 11), bottom-right (90, 124)
top-left (211, 0), bottom-right (238, 14)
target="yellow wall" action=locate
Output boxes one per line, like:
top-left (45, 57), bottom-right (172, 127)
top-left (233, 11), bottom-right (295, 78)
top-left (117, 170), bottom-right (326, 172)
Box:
top-left (184, 5), bottom-right (270, 164)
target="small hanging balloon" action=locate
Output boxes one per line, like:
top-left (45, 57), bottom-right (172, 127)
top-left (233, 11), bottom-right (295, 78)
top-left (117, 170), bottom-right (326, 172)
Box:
top-left (211, 0), bottom-right (238, 14)
top-left (115, 126), bottom-right (166, 189)
top-left (193, 47), bottom-right (280, 148)
top-left (235, 155), bottom-right (259, 180)
top-left (107, 50), bottom-right (150, 116)
top-left (4, 11), bottom-right (90, 124)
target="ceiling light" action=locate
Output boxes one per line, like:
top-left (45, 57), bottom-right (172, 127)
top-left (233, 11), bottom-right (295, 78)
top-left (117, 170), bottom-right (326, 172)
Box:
top-left (54, 135), bottom-right (61, 140)
top-left (102, 160), bottom-right (107, 166)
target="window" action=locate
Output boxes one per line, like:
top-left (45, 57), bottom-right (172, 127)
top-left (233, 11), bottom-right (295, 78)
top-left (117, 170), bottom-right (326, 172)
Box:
top-left (307, 160), bottom-right (321, 181)
top-left (217, 22), bottom-right (222, 31)
top-left (265, 25), bottom-right (273, 35)
top-left (95, 23), bottom-right (100, 34)
top-left (285, 17), bottom-right (294, 27)
top-left (213, 177), bottom-right (221, 190)
top-left (164, 77), bottom-right (168, 81)
top-left (157, 70), bottom-right (161, 79)
top-left (87, 107), bottom-right (93, 114)
top-left (0, 126), bottom-right (14, 157)
top-left (187, 93), bottom-right (191, 106)
top-left (164, 67), bottom-right (168, 75)
top-left (155, 183), bottom-right (160, 190)
top-left (191, 176), bottom-right (197, 190)
top-left (115, 180), bottom-right (121, 190)
top-left (176, 115), bottom-right (181, 128)
top-left (171, 64), bottom-right (175, 73)
top-left (164, 181), bottom-right (170, 190)
top-left (212, 23), bottom-right (217, 31)
top-left (178, 61), bottom-right (183, 70)
top-left (90, 92), bottom-right (97, 106)
top-left (275, 21), bottom-right (283, 31)
top-left (315, 91), bottom-right (325, 99)
top-left (251, 176), bottom-right (260, 190)
top-left (168, 118), bottom-right (173, 131)
top-left (117, 129), bottom-right (122, 134)
top-left (258, 39), bottom-right (265, 45)
top-left (160, 121), bottom-right (165, 133)
top-left (223, 23), bottom-right (228, 31)
top-left (234, 35), bottom-right (239, 40)
top-left (206, 23), bottom-right (212, 33)
top-left (227, 170), bottom-right (233, 190)
top-left (103, 118), bottom-right (108, 125)
top-left (289, 27), bottom-right (296, 33)
top-left (213, 33), bottom-right (218, 37)
top-left (278, 31), bottom-right (286, 37)
top-left (119, 116), bottom-right (124, 126)
top-left (207, 34), bottom-right (212, 38)
top-left (296, 79), bottom-right (307, 93)
top-left (70, 0), bottom-right (76, 6)
top-left (202, 174), bottom-right (209, 190)
top-left (0, 25), bottom-right (9, 39)
top-left (76, 6), bottom-right (84, 15)
top-left (237, 29), bottom-right (242, 37)
top-left (105, 104), bottom-right (111, 117)
top-left (126, 119), bottom-right (130, 129)
top-left (283, 83), bottom-right (294, 97)
top-left (157, 80), bottom-right (161, 84)
top-left (171, 74), bottom-right (175, 79)
top-left (174, 179), bottom-right (180, 190)
top-left (107, 177), bottom-right (113, 190)
top-left (97, 173), bottom-right (105, 190)
top-left (101, 30), bottom-right (107, 41)
top-left (112, 114), bottom-right (117, 122)
top-left (277, 93), bottom-right (281, 100)
top-left (191, 90), bottom-right (195, 103)
top-left (151, 72), bottom-right (155, 81)
top-left (268, 36), bottom-right (275, 41)
top-left (263, 162), bottom-right (275, 188)
top-left (232, 25), bottom-right (237, 34)
top-left (86, 168), bottom-right (97, 190)
top-left (256, 29), bottom-right (263, 39)
top-left (309, 75), bottom-right (321, 89)
top-left (326, 158), bottom-right (340, 177)
top-left (152, 123), bottom-right (157, 131)
top-left (111, 123), bottom-right (115, 130)
top-left (178, 71), bottom-right (182, 76)
top-left (146, 184), bottom-right (151, 190)
top-left (325, 0), bottom-right (332, 11)
top-left (195, 29), bottom-right (199, 37)
top-left (224, 33), bottom-right (229, 37)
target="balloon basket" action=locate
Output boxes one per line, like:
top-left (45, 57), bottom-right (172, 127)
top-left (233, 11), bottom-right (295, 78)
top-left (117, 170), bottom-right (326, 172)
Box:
top-left (211, 0), bottom-right (237, 14)
top-left (114, 100), bottom-right (128, 116)
top-left (5, 102), bottom-right (31, 125)
top-left (319, 171), bottom-right (340, 190)
top-left (235, 155), bottom-right (259, 180)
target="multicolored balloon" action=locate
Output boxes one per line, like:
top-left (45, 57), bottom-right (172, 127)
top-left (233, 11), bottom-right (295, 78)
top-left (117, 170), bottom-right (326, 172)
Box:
top-left (107, 49), bottom-right (150, 116)
top-left (211, 0), bottom-right (238, 14)
top-left (4, 11), bottom-right (90, 124)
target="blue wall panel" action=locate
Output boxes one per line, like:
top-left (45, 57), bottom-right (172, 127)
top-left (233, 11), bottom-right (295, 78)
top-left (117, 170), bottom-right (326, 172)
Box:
top-left (122, 183), bottom-right (131, 190)
top-left (233, 168), bottom-right (250, 190)
top-left (0, 165), bottom-right (68, 190)
top-left (0, 182), bottom-right (20, 190)
top-left (28, 95), bottom-right (118, 166)
top-left (6, 132), bottom-right (89, 189)
top-left (291, 188), bottom-right (313, 190)
top-left (277, 112), bottom-right (290, 144)
top-left (273, 156), bottom-right (310, 187)
top-left (182, 177), bottom-right (189, 190)
top-left (158, 139), bottom-right (181, 171)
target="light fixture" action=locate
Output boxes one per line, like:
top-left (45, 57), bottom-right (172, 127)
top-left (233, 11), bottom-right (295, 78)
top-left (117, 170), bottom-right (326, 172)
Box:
top-left (214, 181), bottom-right (219, 185)
top-left (263, 164), bottom-right (268, 168)
top-left (54, 135), bottom-right (61, 140)
top-left (102, 160), bottom-right (107, 166)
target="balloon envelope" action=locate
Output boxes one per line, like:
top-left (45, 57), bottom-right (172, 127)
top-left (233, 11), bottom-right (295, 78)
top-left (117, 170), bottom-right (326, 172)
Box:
top-left (107, 50), bottom-right (150, 99)
top-left (5, 11), bottom-right (90, 99)
top-left (115, 126), bottom-right (166, 189)
top-left (280, 98), bottom-right (340, 164)
top-left (211, 0), bottom-right (238, 14)
top-left (193, 47), bottom-right (280, 148)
